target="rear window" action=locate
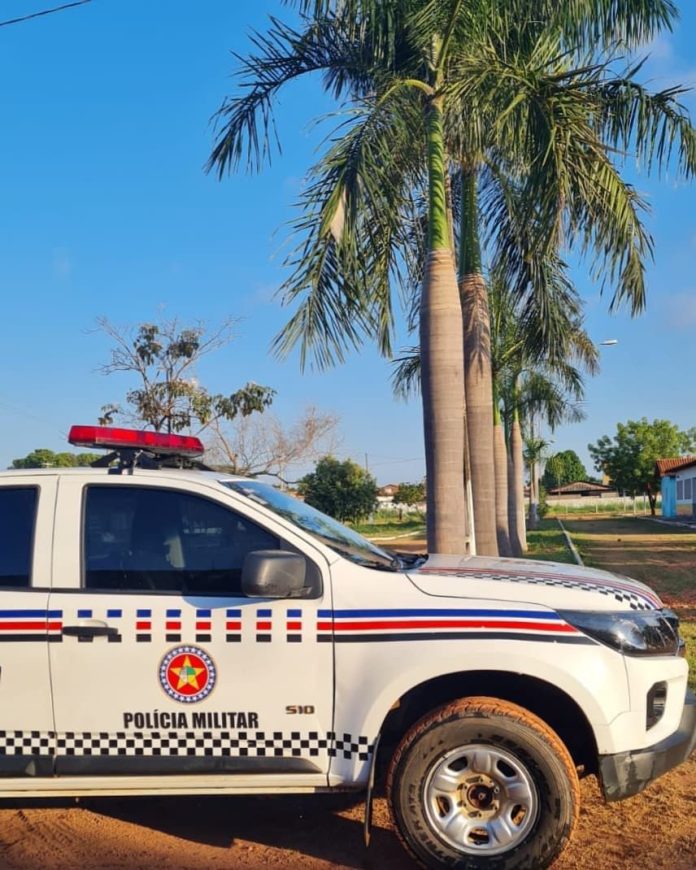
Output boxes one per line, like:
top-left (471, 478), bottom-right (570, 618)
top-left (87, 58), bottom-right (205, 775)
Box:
top-left (0, 487), bottom-right (38, 588)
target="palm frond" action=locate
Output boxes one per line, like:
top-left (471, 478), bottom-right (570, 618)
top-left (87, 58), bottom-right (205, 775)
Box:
top-left (273, 88), bottom-right (426, 369)
top-left (391, 345), bottom-right (422, 399)
top-left (208, 14), bottom-right (375, 176)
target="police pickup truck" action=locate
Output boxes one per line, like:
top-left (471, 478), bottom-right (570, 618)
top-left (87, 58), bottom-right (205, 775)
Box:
top-left (0, 425), bottom-right (694, 869)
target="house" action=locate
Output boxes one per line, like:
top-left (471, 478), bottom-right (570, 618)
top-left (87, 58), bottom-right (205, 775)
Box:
top-left (656, 456), bottom-right (696, 518)
top-left (546, 480), bottom-right (617, 498)
top-left (376, 483), bottom-right (399, 509)
top-left (377, 484), bottom-right (399, 499)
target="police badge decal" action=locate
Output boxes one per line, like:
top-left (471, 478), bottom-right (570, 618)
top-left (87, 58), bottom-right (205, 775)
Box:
top-left (159, 645), bottom-right (216, 703)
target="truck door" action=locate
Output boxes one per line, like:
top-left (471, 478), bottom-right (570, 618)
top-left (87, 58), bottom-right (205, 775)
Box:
top-left (0, 478), bottom-right (57, 776)
top-left (47, 476), bottom-right (334, 780)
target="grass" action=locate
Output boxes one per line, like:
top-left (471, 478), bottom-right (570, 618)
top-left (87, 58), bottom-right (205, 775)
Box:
top-left (353, 512), bottom-right (426, 538)
top-left (561, 516), bottom-right (696, 601)
top-left (680, 622), bottom-right (696, 691)
top-left (525, 519), bottom-right (576, 564)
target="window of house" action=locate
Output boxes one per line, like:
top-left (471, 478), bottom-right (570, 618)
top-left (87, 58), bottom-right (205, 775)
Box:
top-left (0, 487), bottom-right (37, 588)
top-left (84, 486), bottom-right (280, 595)
top-left (677, 479), bottom-right (684, 501)
top-left (686, 477), bottom-right (693, 501)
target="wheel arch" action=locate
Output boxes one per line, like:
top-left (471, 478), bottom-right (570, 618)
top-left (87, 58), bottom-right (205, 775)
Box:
top-left (374, 669), bottom-right (599, 780)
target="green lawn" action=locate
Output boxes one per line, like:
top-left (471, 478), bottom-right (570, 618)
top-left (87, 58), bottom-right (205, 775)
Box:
top-left (525, 519), bottom-right (576, 564)
top-left (353, 513), bottom-right (426, 538)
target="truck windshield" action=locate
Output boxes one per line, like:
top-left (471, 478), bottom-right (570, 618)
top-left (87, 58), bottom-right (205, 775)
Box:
top-left (223, 480), bottom-right (398, 571)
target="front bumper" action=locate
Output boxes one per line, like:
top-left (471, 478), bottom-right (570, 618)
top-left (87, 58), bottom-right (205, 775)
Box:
top-left (598, 689), bottom-right (696, 802)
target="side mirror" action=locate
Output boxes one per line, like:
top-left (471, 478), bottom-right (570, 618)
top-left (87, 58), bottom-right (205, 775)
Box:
top-left (242, 550), bottom-right (307, 598)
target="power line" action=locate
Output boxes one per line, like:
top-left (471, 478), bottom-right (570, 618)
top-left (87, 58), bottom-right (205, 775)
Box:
top-left (0, 1), bottom-right (93, 29)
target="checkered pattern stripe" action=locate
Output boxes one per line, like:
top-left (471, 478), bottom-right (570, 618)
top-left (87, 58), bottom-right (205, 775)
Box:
top-left (0, 730), bottom-right (373, 760)
top-left (418, 567), bottom-right (659, 611)
top-left (0, 731), bottom-right (53, 755)
top-left (501, 574), bottom-right (655, 610)
top-left (333, 733), bottom-right (371, 760)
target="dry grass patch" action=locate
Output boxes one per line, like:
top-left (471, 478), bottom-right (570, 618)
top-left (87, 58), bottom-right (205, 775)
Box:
top-left (562, 516), bottom-right (696, 603)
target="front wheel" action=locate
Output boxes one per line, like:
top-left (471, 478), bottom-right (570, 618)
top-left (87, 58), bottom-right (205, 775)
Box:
top-left (387, 697), bottom-right (580, 869)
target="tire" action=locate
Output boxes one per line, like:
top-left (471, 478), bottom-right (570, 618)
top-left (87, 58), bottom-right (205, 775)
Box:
top-left (387, 697), bottom-right (580, 869)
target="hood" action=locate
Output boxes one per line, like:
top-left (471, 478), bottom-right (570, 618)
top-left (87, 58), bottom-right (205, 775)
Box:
top-left (408, 554), bottom-right (663, 612)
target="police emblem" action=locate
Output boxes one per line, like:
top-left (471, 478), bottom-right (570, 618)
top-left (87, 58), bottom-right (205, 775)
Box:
top-left (159, 645), bottom-right (216, 704)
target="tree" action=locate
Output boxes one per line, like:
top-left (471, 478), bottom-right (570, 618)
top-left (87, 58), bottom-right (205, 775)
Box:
top-left (209, 0), bottom-right (695, 556)
top-left (209, 2), bottom-right (474, 552)
top-left (11, 449), bottom-right (100, 469)
top-left (588, 418), bottom-right (696, 514)
top-left (205, 406), bottom-right (340, 481)
top-left (392, 269), bottom-right (598, 552)
top-left (492, 275), bottom-right (597, 546)
top-left (96, 317), bottom-right (275, 436)
top-left (394, 482), bottom-right (425, 507)
top-left (542, 451), bottom-right (588, 490)
top-left (299, 456), bottom-right (377, 522)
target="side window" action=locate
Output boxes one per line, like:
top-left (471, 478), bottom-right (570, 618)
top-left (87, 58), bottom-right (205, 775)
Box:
top-left (0, 487), bottom-right (37, 589)
top-left (84, 486), bottom-right (279, 595)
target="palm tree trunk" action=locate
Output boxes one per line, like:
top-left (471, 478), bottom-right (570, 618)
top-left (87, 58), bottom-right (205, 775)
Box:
top-left (420, 97), bottom-right (470, 553)
top-left (510, 411), bottom-right (527, 553)
top-left (459, 168), bottom-right (498, 556)
top-left (506, 443), bottom-right (521, 556)
top-left (493, 402), bottom-right (512, 556)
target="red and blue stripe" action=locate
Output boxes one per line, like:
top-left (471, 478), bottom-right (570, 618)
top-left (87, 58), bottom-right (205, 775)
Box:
top-left (316, 608), bottom-right (595, 645)
top-left (0, 609), bottom-right (63, 642)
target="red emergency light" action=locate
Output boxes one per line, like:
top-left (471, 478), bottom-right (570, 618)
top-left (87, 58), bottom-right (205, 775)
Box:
top-left (68, 425), bottom-right (205, 458)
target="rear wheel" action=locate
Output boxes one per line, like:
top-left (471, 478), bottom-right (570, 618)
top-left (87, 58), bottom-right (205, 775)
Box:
top-left (387, 697), bottom-right (580, 869)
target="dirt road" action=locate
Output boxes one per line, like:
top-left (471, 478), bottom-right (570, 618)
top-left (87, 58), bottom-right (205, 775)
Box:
top-left (1, 757), bottom-right (695, 869)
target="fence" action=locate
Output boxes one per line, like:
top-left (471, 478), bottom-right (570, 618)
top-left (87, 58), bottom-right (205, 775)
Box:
top-left (545, 495), bottom-right (659, 517)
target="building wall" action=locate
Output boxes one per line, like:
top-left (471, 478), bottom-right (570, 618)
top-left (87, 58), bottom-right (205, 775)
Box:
top-left (674, 469), bottom-right (696, 516)
top-left (661, 477), bottom-right (677, 518)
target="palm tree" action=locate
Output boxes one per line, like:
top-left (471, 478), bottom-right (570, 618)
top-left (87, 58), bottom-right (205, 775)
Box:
top-left (208, 0), bottom-right (694, 554)
top-left (492, 274), bottom-right (598, 552)
top-left (445, 0), bottom-right (694, 554)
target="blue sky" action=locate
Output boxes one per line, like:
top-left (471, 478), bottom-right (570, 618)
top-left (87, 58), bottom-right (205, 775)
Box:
top-left (0, 0), bottom-right (694, 483)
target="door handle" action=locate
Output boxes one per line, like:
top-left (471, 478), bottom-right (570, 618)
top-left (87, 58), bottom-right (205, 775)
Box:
top-left (62, 620), bottom-right (120, 639)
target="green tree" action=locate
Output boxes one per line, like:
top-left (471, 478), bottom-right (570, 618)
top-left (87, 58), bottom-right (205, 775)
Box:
top-left (394, 481), bottom-right (425, 506)
top-left (96, 317), bottom-right (275, 436)
top-left (542, 451), bottom-right (588, 490)
top-left (299, 456), bottom-right (377, 522)
top-left (11, 449), bottom-right (101, 469)
top-left (209, 0), bottom-right (694, 555)
top-left (588, 418), bottom-right (696, 514)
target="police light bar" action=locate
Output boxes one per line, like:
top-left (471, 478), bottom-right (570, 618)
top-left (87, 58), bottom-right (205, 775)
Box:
top-left (68, 425), bottom-right (205, 457)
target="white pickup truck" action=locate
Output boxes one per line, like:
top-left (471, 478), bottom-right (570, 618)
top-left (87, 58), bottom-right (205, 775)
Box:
top-left (0, 425), bottom-right (693, 869)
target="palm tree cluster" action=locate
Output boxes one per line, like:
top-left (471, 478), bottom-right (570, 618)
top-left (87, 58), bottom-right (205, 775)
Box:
top-left (208, 0), bottom-right (695, 555)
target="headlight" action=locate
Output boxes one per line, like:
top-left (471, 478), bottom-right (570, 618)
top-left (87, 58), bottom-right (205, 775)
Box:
top-left (558, 609), bottom-right (682, 657)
